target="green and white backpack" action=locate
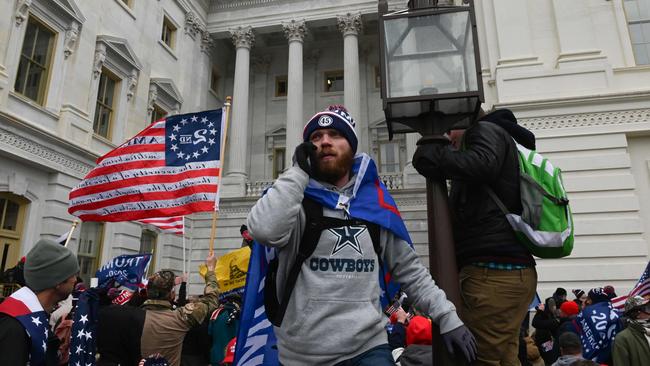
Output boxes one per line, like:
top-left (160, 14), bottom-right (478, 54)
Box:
top-left (487, 142), bottom-right (574, 258)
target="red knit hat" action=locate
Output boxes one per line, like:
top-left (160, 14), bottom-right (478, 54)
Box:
top-left (406, 316), bottom-right (432, 345)
top-left (560, 300), bottom-right (579, 317)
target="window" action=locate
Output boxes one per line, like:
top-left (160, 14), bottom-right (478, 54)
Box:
top-left (275, 75), bottom-right (288, 97)
top-left (324, 70), bottom-right (344, 92)
top-left (378, 141), bottom-right (400, 173)
top-left (150, 104), bottom-right (167, 124)
top-left (0, 194), bottom-right (27, 279)
top-left (14, 17), bottom-right (55, 105)
top-left (140, 230), bottom-right (157, 276)
top-left (625, 0), bottom-right (650, 65)
top-left (78, 222), bottom-right (104, 285)
top-left (161, 16), bottom-right (176, 49)
top-left (93, 69), bottom-right (119, 139)
top-left (273, 147), bottom-right (286, 178)
top-left (210, 67), bottom-right (220, 94)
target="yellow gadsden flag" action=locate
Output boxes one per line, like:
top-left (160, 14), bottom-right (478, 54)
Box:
top-left (199, 246), bottom-right (250, 294)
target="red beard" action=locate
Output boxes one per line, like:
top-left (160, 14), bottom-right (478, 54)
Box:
top-left (313, 147), bottom-right (354, 185)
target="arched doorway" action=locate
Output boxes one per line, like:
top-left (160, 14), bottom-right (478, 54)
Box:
top-left (0, 193), bottom-right (28, 273)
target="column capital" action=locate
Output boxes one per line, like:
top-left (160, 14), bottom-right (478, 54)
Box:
top-left (200, 31), bottom-right (214, 54)
top-left (230, 26), bottom-right (255, 49)
top-left (337, 12), bottom-right (363, 37)
top-left (282, 19), bottom-right (307, 43)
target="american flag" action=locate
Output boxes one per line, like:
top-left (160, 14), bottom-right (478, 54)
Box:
top-left (69, 289), bottom-right (99, 366)
top-left (68, 109), bottom-right (225, 222)
top-left (612, 261), bottom-right (650, 310)
top-left (138, 216), bottom-right (184, 236)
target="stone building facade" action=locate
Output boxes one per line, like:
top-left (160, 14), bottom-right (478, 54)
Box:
top-left (0, 0), bottom-right (649, 298)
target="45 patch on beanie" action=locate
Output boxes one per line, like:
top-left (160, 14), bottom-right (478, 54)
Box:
top-left (303, 105), bottom-right (358, 153)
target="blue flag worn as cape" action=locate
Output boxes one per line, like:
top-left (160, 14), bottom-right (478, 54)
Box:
top-left (234, 241), bottom-right (279, 366)
top-left (304, 153), bottom-right (411, 244)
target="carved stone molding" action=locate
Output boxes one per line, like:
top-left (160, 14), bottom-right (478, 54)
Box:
top-left (147, 85), bottom-right (158, 115)
top-left (126, 69), bottom-right (138, 101)
top-left (282, 19), bottom-right (307, 43)
top-left (184, 11), bottom-right (205, 39)
top-left (518, 109), bottom-right (650, 130)
top-left (15, 0), bottom-right (31, 26)
top-left (148, 78), bottom-right (183, 114)
top-left (200, 32), bottom-right (214, 53)
top-left (212, 0), bottom-right (277, 10)
top-left (64, 21), bottom-right (80, 59)
top-left (0, 127), bottom-right (93, 176)
top-left (251, 54), bottom-right (271, 73)
top-left (93, 43), bottom-right (106, 79)
top-left (230, 26), bottom-right (255, 49)
top-left (337, 12), bottom-right (363, 37)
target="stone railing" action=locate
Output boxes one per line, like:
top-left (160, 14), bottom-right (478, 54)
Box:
top-left (379, 173), bottom-right (403, 190)
top-left (246, 180), bottom-right (274, 197)
top-left (246, 172), bottom-right (404, 196)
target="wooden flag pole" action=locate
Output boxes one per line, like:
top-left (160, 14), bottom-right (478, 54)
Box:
top-left (64, 220), bottom-right (79, 247)
top-left (182, 216), bottom-right (186, 274)
top-left (209, 96), bottom-right (232, 253)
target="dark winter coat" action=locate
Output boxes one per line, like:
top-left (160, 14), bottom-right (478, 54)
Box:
top-left (96, 304), bottom-right (145, 366)
top-left (412, 112), bottom-right (535, 267)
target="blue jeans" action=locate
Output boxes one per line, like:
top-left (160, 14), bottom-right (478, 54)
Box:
top-left (334, 344), bottom-right (394, 366)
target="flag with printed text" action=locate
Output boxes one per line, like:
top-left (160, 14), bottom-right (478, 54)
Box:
top-left (138, 216), bottom-right (184, 236)
top-left (68, 109), bottom-right (225, 222)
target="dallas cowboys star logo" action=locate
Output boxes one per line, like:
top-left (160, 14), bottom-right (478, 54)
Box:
top-left (329, 226), bottom-right (366, 256)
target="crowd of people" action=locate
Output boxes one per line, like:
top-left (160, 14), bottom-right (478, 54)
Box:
top-left (522, 286), bottom-right (650, 366)
top-left (0, 104), bottom-right (648, 366)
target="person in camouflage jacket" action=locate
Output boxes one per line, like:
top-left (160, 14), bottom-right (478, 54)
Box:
top-left (140, 252), bottom-right (219, 366)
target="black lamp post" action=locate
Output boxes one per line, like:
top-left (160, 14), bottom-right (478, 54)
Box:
top-left (378, 0), bottom-right (483, 364)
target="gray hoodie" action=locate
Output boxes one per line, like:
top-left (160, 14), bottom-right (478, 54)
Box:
top-left (551, 354), bottom-right (583, 366)
top-left (247, 165), bottom-right (464, 365)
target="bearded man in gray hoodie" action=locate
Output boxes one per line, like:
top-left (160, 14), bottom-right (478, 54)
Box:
top-left (247, 105), bottom-right (476, 366)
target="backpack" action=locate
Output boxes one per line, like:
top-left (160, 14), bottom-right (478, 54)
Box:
top-left (263, 198), bottom-right (383, 327)
top-left (487, 141), bottom-right (574, 258)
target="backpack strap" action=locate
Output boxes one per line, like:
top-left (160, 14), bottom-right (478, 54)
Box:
top-left (273, 198), bottom-right (326, 326)
top-left (273, 198), bottom-right (384, 326)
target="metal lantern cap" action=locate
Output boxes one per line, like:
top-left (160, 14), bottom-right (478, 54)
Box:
top-left (378, 0), bottom-right (483, 138)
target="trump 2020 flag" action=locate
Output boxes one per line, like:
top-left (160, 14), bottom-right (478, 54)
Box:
top-left (69, 289), bottom-right (99, 366)
top-left (68, 109), bottom-right (225, 222)
top-left (95, 254), bottom-right (151, 290)
top-left (576, 301), bottom-right (621, 363)
top-left (234, 242), bottom-right (278, 366)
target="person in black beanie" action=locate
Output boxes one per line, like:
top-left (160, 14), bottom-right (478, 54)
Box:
top-left (413, 107), bottom-right (538, 365)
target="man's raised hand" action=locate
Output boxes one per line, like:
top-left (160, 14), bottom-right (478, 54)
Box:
top-left (292, 141), bottom-right (317, 177)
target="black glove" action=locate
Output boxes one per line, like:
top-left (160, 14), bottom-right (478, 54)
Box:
top-left (441, 325), bottom-right (477, 363)
top-left (412, 143), bottom-right (445, 179)
top-left (292, 142), bottom-right (317, 176)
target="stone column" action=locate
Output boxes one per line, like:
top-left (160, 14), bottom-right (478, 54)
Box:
top-left (551, 0), bottom-right (605, 68)
top-left (283, 20), bottom-right (307, 169)
top-left (337, 13), bottom-right (362, 131)
top-left (222, 26), bottom-right (254, 197)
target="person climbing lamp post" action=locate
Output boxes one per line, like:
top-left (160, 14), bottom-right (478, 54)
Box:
top-left (377, 0), bottom-right (484, 364)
